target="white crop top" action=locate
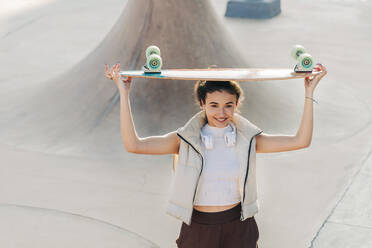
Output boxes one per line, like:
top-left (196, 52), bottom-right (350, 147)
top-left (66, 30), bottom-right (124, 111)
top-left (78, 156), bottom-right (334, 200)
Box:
top-left (193, 122), bottom-right (241, 206)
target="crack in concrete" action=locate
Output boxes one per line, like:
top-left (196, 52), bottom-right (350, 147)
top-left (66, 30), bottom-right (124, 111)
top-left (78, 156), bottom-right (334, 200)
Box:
top-left (308, 147), bottom-right (372, 248)
top-left (327, 220), bottom-right (372, 230)
top-left (2, 15), bottom-right (44, 40)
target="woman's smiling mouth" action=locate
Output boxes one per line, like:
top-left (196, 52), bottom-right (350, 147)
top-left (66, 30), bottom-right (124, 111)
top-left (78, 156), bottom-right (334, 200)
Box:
top-left (215, 118), bottom-right (227, 123)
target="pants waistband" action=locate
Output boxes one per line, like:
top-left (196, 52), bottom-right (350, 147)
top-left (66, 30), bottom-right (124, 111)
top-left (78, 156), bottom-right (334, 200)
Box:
top-left (191, 202), bottom-right (242, 224)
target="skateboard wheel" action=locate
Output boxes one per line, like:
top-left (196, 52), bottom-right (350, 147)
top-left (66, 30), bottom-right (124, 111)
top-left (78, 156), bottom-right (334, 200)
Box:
top-left (146, 54), bottom-right (162, 71)
top-left (298, 53), bottom-right (313, 71)
top-left (291, 45), bottom-right (306, 60)
top-left (146, 45), bottom-right (161, 58)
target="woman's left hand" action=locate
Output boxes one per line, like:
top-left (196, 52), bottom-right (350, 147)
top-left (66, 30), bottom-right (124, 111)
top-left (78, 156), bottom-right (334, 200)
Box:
top-left (304, 63), bottom-right (327, 93)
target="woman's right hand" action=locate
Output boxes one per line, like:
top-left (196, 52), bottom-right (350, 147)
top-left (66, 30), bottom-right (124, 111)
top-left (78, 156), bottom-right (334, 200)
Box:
top-left (105, 63), bottom-right (132, 91)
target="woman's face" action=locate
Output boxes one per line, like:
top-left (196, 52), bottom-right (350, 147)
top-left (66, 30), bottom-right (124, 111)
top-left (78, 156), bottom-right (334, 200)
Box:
top-left (201, 90), bottom-right (238, 128)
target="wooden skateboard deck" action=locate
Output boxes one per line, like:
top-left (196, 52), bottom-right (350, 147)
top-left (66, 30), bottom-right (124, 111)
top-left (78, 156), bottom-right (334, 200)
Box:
top-left (119, 68), bottom-right (320, 82)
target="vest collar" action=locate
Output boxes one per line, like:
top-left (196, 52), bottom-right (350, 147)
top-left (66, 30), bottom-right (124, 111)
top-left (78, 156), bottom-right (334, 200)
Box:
top-left (177, 110), bottom-right (262, 152)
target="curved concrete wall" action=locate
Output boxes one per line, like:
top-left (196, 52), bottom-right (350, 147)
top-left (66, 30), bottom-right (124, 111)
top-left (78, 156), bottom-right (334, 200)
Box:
top-left (0, 0), bottom-right (279, 158)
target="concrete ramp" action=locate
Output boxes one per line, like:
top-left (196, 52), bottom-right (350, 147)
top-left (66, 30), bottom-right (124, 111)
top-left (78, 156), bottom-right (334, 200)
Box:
top-left (0, 0), bottom-right (277, 160)
top-left (1, 0), bottom-right (372, 248)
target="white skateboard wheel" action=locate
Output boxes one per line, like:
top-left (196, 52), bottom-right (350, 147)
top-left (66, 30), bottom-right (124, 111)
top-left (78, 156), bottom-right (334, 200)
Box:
top-left (298, 53), bottom-right (313, 71)
top-left (291, 45), bottom-right (306, 60)
top-left (146, 45), bottom-right (161, 58)
top-left (146, 54), bottom-right (162, 71)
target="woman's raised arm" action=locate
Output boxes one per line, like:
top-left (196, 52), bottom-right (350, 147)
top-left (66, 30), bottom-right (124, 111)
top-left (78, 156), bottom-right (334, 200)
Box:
top-left (105, 63), bottom-right (180, 155)
top-left (256, 64), bottom-right (327, 153)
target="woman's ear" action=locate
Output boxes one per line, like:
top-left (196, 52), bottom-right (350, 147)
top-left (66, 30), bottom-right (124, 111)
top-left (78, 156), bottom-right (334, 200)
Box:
top-left (200, 99), bottom-right (206, 109)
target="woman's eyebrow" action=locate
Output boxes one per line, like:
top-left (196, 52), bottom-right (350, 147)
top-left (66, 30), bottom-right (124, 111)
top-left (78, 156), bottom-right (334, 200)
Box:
top-left (209, 101), bottom-right (234, 104)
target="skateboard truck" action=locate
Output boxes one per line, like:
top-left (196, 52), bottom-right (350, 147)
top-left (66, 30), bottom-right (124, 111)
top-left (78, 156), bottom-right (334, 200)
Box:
top-left (293, 64), bottom-right (313, 73)
top-left (143, 45), bottom-right (162, 74)
top-left (142, 65), bottom-right (161, 74)
top-left (291, 45), bottom-right (314, 73)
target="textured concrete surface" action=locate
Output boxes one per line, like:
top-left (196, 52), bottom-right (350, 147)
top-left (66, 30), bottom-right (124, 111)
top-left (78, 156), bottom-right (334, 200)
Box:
top-left (1, 0), bottom-right (371, 247)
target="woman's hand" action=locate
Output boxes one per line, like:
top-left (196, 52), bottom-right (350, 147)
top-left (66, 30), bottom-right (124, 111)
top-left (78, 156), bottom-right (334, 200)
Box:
top-left (304, 63), bottom-right (327, 94)
top-left (105, 63), bottom-right (132, 91)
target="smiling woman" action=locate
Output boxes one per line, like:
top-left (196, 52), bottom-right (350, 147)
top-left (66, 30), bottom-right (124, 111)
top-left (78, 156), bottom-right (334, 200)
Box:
top-left (195, 80), bottom-right (243, 121)
top-left (105, 62), bottom-right (327, 248)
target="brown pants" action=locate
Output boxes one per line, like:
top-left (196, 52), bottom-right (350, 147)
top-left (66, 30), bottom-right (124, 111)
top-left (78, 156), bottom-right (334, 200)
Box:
top-left (176, 202), bottom-right (259, 248)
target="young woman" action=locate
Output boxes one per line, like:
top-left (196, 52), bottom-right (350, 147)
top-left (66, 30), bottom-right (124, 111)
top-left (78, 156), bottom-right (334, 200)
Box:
top-left (105, 63), bottom-right (327, 248)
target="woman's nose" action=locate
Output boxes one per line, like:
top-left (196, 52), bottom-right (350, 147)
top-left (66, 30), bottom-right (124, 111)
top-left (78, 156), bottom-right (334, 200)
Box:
top-left (218, 108), bottom-right (225, 116)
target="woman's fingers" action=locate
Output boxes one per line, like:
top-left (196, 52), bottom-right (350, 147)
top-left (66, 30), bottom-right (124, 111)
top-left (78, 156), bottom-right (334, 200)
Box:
top-left (105, 64), bottom-right (109, 75)
top-left (111, 64), bottom-right (118, 79)
top-left (105, 64), bottom-right (114, 79)
top-left (316, 65), bottom-right (327, 80)
top-left (105, 63), bottom-right (124, 81)
top-left (108, 63), bottom-right (121, 81)
top-left (321, 65), bottom-right (327, 75)
top-left (116, 64), bottom-right (120, 78)
top-left (111, 64), bottom-right (117, 75)
top-left (311, 64), bottom-right (327, 84)
top-left (316, 64), bottom-right (327, 74)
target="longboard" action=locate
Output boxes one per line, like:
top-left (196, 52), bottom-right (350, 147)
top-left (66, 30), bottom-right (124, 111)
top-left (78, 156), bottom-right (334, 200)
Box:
top-left (119, 68), bottom-right (320, 82)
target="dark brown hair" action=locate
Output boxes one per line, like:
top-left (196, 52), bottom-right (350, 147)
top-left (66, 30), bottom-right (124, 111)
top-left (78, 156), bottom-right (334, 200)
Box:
top-left (193, 80), bottom-right (244, 113)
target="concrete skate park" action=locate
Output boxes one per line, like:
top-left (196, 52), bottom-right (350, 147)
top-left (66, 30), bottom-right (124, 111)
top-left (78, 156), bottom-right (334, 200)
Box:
top-left (1, 0), bottom-right (372, 247)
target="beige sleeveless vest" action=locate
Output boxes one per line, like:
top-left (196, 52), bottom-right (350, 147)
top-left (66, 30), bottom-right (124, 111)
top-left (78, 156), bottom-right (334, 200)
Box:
top-left (166, 110), bottom-right (262, 225)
